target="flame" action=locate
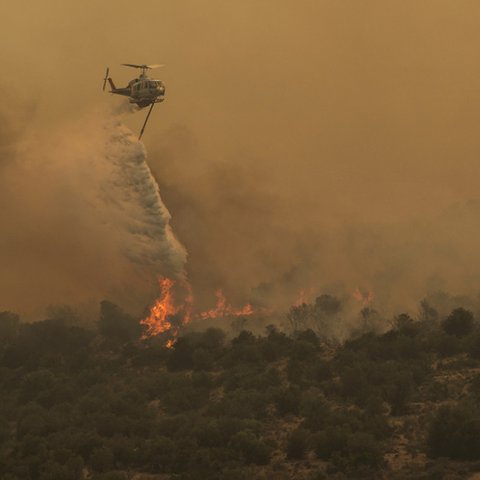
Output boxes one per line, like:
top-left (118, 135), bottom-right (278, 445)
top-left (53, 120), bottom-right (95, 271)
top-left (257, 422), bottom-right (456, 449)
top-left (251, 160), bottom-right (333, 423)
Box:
top-left (353, 287), bottom-right (374, 307)
top-left (141, 280), bottom-right (254, 347)
top-left (293, 287), bottom-right (314, 306)
top-left (199, 289), bottom-right (253, 320)
top-left (140, 278), bottom-right (177, 338)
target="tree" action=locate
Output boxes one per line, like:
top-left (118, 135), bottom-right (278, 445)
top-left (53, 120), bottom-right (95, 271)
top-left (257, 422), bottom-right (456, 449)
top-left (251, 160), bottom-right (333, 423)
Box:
top-left (89, 447), bottom-right (114, 473)
top-left (200, 327), bottom-right (226, 351)
top-left (418, 299), bottom-right (439, 323)
top-left (359, 308), bottom-right (382, 334)
top-left (0, 311), bottom-right (19, 343)
top-left (286, 304), bottom-right (311, 332)
top-left (274, 386), bottom-right (301, 416)
top-left (442, 308), bottom-right (474, 337)
top-left (428, 402), bottom-right (480, 460)
top-left (228, 431), bottom-right (271, 465)
top-left (192, 348), bottom-right (214, 371)
top-left (393, 313), bottom-right (418, 337)
top-left (344, 432), bottom-right (383, 468)
top-left (286, 428), bottom-right (309, 459)
top-left (300, 390), bottom-right (330, 431)
top-left (312, 426), bottom-right (350, 460)
top-left (98, 301), bottom-right (141, 343)
top-left (19, 369), bottom-right (56, 403)
top-left (315, 295), bottom-right (341, 316)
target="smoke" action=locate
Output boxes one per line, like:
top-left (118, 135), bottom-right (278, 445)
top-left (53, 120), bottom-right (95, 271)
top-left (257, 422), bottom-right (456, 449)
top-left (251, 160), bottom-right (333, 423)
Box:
top-left (147, 124), bottom-right (480, 323)
top-left (3, 1), bottom-right (480, 330)
top-left (0, 106), bottom-right (186, 319)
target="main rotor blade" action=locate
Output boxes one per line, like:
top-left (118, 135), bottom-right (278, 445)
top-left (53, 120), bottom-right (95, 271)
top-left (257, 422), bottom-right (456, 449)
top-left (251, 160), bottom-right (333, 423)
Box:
top-left (139, 102), bottom-right (156, 140)
top-left (122, 63), bottom-right (165, 69)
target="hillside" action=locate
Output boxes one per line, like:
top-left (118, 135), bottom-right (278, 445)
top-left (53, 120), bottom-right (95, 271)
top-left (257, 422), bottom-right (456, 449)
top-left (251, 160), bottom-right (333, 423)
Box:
top-left (2, 304), bottom-right (480, 479)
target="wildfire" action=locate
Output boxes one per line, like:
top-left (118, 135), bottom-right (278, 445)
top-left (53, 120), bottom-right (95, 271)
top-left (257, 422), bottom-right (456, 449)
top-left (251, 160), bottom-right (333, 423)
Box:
top-left (353, 287), bottom-right (374, 307)
top-left (140, 278), bottom-right (178, 338)
top-left (199, 289), bottom-right (253, 320)
top-left (293, 287), bottom-right (315, 306)
top-left (141, 278), bottom-right (254, 346)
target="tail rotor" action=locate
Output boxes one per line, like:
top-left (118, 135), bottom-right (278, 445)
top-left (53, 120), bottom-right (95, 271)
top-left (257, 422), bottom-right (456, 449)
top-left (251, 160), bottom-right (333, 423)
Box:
top-left (102, 67), bottom-right (110, 91)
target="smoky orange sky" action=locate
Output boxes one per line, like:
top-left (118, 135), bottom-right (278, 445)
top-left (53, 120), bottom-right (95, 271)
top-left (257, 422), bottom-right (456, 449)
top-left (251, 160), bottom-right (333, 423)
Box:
top-left (2, 1), bottom-right (480, 318)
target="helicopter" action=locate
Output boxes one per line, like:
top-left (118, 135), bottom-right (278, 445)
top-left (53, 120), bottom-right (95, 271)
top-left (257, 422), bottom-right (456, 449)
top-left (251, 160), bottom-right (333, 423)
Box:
top-left (102, 64), bottom-right (166, 139)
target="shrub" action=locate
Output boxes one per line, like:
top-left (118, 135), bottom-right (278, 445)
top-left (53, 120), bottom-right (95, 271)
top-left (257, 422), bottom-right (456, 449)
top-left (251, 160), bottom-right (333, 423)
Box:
top-left (442, 308), bottom-right (475, 338)
top-left (428, 402), bottom-right (480, 460)
top-left (192, 348), bottom-right (214, 371)
top-left (228, 431), bottom-right (271, 465)
top-left (300, 390), bottom-right (330, 431)
top-left (312, 426), bottom-right (350, 460)
top-left (216, 389), bottom-right (268, 419)
top-left (274, 386), bottom-right (301, 416)
top-left (98, 301), bottom-right (140, 343)
top-left (468, 333), bottom-right (480, 359)
top-left (0, 311), bottom-right (19, 344)
top-left (286, 428), bottom-right (309, 459)
top-left (89, 447), bottom-right (114, 473)
top-left (344, 432), bottom-right (383, 468)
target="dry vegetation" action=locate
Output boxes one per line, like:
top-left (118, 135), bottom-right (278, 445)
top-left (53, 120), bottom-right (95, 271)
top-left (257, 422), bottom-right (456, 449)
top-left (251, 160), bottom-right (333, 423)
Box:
top-left (2, 300), bottom-right (480, 479)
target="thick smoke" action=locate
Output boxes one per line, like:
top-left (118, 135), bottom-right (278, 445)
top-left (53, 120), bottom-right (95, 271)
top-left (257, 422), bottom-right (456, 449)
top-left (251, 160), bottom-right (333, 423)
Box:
top-left (148, 125), bottom-right (480, 321)
top-left (0, 107), bottom-right (186, 319)
top-left (3, 1), bottom-right (480, 328)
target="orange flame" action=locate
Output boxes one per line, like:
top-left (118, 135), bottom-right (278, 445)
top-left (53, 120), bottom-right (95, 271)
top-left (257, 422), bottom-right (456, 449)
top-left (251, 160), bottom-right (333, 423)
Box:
top-left (353, 287), bottom-right (374, 307)
top-left (141, 280), bottom-right (254, 347)
top-left (140, 278), bottom-right (177, 338)
top-left (199, 289), bottom-right (253, 320)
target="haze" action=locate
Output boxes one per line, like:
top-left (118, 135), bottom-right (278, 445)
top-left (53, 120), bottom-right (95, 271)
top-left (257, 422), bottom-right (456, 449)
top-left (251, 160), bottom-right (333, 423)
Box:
top-left (1, 1), bottom-right (480, 318)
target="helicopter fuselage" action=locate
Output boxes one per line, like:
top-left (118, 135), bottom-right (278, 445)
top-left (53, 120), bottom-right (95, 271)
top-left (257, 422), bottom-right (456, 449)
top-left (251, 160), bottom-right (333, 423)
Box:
top-left (107, 74), bottom-right (165, 108)
top-left (127, 75), bottom-right (166, 107)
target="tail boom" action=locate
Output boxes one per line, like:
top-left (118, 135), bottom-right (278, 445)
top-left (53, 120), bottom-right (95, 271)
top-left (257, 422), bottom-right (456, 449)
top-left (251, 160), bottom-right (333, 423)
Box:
top-left (107, 78), bottom-right (130, 96)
